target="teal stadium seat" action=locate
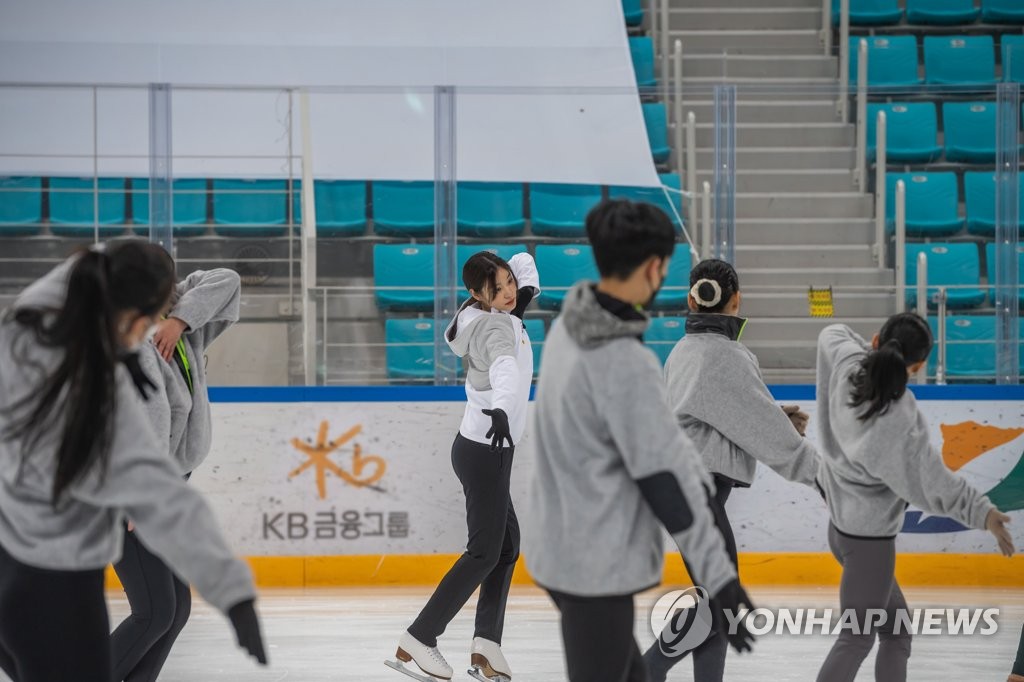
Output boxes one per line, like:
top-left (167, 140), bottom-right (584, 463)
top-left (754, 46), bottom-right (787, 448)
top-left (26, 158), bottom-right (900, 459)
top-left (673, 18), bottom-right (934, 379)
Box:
top-left (905, 242), bottom-right (985, 309)
top-left (985, 242), bottom-right (1024, 306)
top-left (982, 0), bottom-right (1024, 23)
top-left (374, 244), bottom-right (434, 312)
top-left (131, 178), bottom-right (207, 237)
top-left (848, 36), bottom-right (921, 89)
top-left (927, 316), bottom-right (1024, 378)
top-left (622, 0), bottom-right (644, 27)
top-left (0, 177), bottom-right (42, 236)
top-left (523, 318), bottom-right (546, 376)
top-left (293, 180), bottom-right (367, 237)
top-left (212, 179), bottom-right (287, 237)
top-left (833, 0), bottom-right (903, 26)
top-left (49, 177), bottom-right (126, 237)
top-left (652, 252), bottom-right (693, 311)
top-left (943, 102), bottom-right (999, 163)
top-left (530, 184), bottom-right (603, 237)
top-left (609, 173), bottom-right (685, 228)
top-left (630, 37), bottom-right (657, 88)
top-left (643, 103), bottom-right (671, 165)
top-left (457, 183), bottom-right (526, 238)
top-left (886, 173), bottom-right (964, 237)
top-left (906, 0), bottom-right (980, 25)
top-left (924, 35), bottom-right (996, 87)
top-left (965, 172), bottom-right (1024, 237)
top-left (646, 317), bottom-right (687, 365)
top-left (535, 244), bottom-right (599, 310)
top-left (1002, 35), bottom-right (1024, 83)
top-left (866, 103), bottom-right (942, 163)
top-left (385, 318), bottom-right (435, 380)
top-left (372, 181), bottom-right (434, 238)
top-left (456, 244), bottom-right (527, 274)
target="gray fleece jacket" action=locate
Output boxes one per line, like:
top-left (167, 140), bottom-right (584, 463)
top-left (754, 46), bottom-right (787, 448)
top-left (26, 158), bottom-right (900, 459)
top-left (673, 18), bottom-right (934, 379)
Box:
top-left (664, 314), bottom-right (819, 488)
top-left (524, 282), bottom-right (736, 598)
top-left (0, 257), bottom-right (255, 613)
top-left (139, 269), bottom-right (241, 475)
top-left (816, 324), bottom-right (995, 538)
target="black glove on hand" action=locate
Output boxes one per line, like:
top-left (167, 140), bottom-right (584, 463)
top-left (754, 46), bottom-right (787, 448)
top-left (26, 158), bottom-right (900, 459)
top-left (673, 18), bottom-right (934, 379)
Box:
top-left (710, 578), bottom-right (755, 654)
top-left (511, 286), bottom-right (535, 320)
top-left (228, 599), bottom-right (268, 665)
top-left (481, 408), bottom-right (512, 451)
top-left (119, 351), bottom-right (158, 400)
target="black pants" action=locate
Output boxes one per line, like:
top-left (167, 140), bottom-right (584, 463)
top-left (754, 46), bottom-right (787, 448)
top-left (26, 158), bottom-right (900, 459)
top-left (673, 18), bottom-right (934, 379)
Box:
top-left (408, 433), bottom-right (520, 647)
top-left (110, 526), bottom-right (192, 682)
top-left (644, 478), bottom-right (737, 682)
top-left (547, 589), bottom-right (647, 682)
top-left (0, 541), bottom-right (110, 682)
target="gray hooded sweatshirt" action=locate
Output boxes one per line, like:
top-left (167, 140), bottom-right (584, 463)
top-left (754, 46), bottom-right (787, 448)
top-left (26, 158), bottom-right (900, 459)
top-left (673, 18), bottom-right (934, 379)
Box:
top-left (663, 314), bottom-right (819, 488)
top-left (524, 282), bottom-right (736, 598)
top-left (816, 324), bottom-right (994, 537)
top-left (0, 257), bottom-right (255, 613)
top-left (138, 269), bottom-right (240, 475)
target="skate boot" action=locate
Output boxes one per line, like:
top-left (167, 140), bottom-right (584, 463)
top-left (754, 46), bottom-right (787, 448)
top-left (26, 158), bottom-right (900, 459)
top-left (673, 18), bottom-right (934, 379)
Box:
top-left (468, 637), bottom-right (511, 682)
top-left (384, 630), bottom-right (454, 681)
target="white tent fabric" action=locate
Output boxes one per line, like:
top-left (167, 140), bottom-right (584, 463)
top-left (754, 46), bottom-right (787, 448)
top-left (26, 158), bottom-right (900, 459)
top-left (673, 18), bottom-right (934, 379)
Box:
top-left (0, 0), bottom-right (660, 186)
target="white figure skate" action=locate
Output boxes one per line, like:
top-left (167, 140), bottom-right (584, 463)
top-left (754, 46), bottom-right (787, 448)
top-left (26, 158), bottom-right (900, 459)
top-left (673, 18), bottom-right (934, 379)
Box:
top-left (384, 631), bottom-right (454, 681)
top-left (467, 637), bottom-right (511, 682)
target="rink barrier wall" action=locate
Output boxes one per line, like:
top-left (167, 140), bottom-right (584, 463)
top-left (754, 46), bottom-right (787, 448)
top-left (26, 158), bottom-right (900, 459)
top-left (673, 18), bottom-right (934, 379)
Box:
top-left (105, 385), bottom-right (1024, 590)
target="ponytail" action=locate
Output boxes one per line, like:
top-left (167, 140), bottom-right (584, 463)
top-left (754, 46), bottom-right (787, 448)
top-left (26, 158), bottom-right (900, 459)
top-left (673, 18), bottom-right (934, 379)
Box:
top-left (849, 313), bottom-right (933, 421)
top-left (4, 242), bottom-right (174, 505)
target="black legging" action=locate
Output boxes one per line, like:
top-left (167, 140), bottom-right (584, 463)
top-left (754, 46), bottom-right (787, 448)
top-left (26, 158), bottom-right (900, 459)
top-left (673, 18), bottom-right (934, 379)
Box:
top-left (0, 541), bottom-right (111, 682)
top-left (408, 433), bottom-right (520, 647)
top-left (547, 589), bottom-right (648, 682)
top-left (110, 526), bottom-right (193, 682)
top-left (644, 477), bottom-right (738, 682)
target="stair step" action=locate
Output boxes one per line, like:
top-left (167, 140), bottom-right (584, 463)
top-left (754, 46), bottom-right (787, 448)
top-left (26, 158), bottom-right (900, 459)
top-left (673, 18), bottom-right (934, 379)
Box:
top-left (681, 100), bottom-right (839, 125)
top-left (740, 291), bottom-right (896, 318)
top-left (668, 29), bottom-right (824, 51)
top-left (740, 267), bottom-right (894, 288)
top-left (740, 316), bottom-right (887, 342)
top-left (668, 8), bottom-right (822, 31)
top-left (696, 169), bottom-right (854, 193)
top-left (735, 218), bottom-right (876, 245)
top-left (736, 192), bottom-right (874, 219)
top-left (678, 0), bottom-right (823, 9)
top-left (735, 244), bottom-right (877, 269)
top-left (692, 123), bottom-right (853, 148)
top-left (678, 54), bottom-right (838, 79)
top-left (696, 147), bottom-right (854, 170)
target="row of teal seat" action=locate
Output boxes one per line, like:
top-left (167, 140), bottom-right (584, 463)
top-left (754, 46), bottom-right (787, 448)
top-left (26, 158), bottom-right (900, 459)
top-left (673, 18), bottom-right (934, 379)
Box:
top-left (0, 174), bottom-right (684, 238)
top-left (849, 34), bottom-right (1024, 87)
top-left (904, 241), bottom-right (1024, 309)
top-left (373, 243), bottom-right (693, 312)
top-left (384, 315), bottom-right (687, 380)
top-left (883, 171), bottom-right (1024, 237)
top-left (837, 0), bottom-right (1023, 26)
top-left (867, 101), bottom-right (1024, 164)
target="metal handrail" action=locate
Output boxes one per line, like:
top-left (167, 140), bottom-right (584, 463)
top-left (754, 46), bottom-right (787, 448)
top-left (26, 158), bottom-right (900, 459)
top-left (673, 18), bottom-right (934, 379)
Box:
top-left (673, 40), bottom-right (684, 176)
top-left (701, 181), bottom-right (712, 260)
top-left (660, 0), bottom-right (671, 90)
top-left (838, 0), bottom-right (850, 121)
top-left (874, 110), bottom-right (888, 267)
top-left (894, 179), bottom-right (906, 313)
top-left (855, 39), bottom-right (868, 192)
top-left (821, 0), bottom-right (833, 56)
top-left (686, 111), bottom-right (698, 238)
top-left (936, 287), bottom-right (948, 385)
top-left (916, 251), bottom-right (928, 384)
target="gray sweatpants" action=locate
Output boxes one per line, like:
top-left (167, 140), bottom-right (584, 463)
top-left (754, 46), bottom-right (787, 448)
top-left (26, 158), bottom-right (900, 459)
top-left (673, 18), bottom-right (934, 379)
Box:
top-left (817, 523), bottom-right (912, 682)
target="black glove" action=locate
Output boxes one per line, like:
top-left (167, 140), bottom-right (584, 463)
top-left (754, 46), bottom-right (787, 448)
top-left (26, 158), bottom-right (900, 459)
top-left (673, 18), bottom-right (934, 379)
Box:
top-left (227, 599), bottom-right (268, 665)
top-left (481, 408), bottom-right (512, 451)
top-left (119, 351), bottom-right (158, 400)
top-left (710, 578), bottom-right (755, 654)
top-left (511, 286), bottom-right (535, 320)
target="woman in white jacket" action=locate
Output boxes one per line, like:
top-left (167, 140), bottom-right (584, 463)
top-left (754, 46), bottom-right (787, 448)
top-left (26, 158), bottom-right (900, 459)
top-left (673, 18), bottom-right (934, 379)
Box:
top-left (388, 251), bottom-right (539, 682)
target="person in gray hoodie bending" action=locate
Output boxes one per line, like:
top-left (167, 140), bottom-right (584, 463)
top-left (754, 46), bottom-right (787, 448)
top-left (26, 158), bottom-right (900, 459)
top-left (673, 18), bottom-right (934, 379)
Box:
top-left (110, 266), bottom-right (242, 682)
top-left (389, 250), bottom-right (539, 682)
top-left (644, 257), bottom-right (821, 682)
top-left (0, 242), bottom-right (265, 682)
top-left (815, 314), bottom-right (1015, 682)
top-left (524, 200), bottom-right (755, 682)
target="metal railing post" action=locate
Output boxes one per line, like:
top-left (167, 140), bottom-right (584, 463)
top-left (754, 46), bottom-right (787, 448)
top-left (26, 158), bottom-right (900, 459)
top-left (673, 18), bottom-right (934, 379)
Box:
top-left (855, 39), bottom-right (868, 191)
top-left (874, 110), bottom-right (887, 266)
top-left (916, 252), bottom-right (928, 384)
top-left (838, 0), bottom-right (850, 120)
top-left (660, 0), bottom-right (671, 90)
top-left (673, 40), bottom-right (684, 175)
top-left (894, 179), bottom-right (906, 313)
top-left (936, 287), bottom-right (948, 385)
top-left (686, 111), bottom-right (698, 239)
top-left (822, 0), bottom-right (833, 56)
top-left (701, 180), bottom-right (712, 261)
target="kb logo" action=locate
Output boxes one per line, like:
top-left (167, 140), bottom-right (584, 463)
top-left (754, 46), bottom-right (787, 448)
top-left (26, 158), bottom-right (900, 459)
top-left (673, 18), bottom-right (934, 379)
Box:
top-left (650, 587), bottom-right (714, 657)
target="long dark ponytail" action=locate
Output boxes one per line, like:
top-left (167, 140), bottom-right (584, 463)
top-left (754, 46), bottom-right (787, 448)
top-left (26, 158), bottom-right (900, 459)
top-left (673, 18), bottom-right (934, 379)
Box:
top-left (447, 251), bottom-right (515, 339)
top-left (849, 312), bottom-right (933, 421)
top-left (4, 241), bottom-right (175, 505)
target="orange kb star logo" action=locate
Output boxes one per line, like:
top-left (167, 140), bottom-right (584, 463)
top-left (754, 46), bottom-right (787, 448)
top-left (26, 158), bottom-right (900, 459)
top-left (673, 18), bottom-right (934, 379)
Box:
top-left (289, 421), bottom-right (387, 499)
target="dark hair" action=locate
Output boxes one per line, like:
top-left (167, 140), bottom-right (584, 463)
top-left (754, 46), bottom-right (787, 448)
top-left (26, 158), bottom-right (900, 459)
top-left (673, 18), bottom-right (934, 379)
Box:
top-left (447, 251), bottom-right (516, 339)
top-left (4, 241), bottom-right (175, 505)
top-left (585, 199), bottom-right (676, 279)
top-left (689, 259), bottom-right (739, 313)
top-left (849, 313), bottom-right (933, 422)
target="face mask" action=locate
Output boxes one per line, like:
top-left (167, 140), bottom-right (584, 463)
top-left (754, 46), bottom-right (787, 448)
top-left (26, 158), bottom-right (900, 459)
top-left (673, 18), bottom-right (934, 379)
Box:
top-left (641, 259), bottom-right (667, 311)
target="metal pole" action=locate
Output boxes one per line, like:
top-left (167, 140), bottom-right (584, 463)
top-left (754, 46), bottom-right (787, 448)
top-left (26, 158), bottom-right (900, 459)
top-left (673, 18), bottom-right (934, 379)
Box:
top-left (92, 86), bottom-right (99, 245)
top-left (894, 179), bottom-right (906, 313)
top-left (874, 111), bottom-right (887, 267)
top-left (299, 90), bottom-right (319, 386)
top-left (936, 287), bottom-right (947, 385)
top-left (686, 112), bottom-right (698, 239)
top-left (434, 86), bottom-right (459, 386)
top-left (147, 83), bottom-right (173, 256)
top-left (838, 0), bottom-right (850, 121)
top-left (701, 181), bottom-right (712, 261)
top-left (660, 0), bottom-right (670, 91)
top-left (822, 0), bottom-right (833, 56)
top-left (994, 81), bottom-right (1021, 385)
top-left (650, 0), bottom-right (659, 74)
top-left (855, 39), bottom-right (868, 191)
top-left (673, 40), bottom-right (684, 175)
top-left (916, 252), bottom-right (929, 384)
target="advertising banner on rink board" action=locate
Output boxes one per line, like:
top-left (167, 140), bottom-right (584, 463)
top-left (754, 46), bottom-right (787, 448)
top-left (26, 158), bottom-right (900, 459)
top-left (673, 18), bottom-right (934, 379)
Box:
top-left (189, 397), bottom-right (1024, 556)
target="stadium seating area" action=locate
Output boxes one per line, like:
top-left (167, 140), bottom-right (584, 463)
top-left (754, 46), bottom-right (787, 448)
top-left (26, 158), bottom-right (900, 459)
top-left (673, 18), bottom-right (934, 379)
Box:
top-left (837, 0), bottom-right (1024, 26)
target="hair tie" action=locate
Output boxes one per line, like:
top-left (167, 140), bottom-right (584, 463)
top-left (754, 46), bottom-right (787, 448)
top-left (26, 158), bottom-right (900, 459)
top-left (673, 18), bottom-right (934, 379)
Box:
top-left (690, 278), bottom-right (723, 308)
top-left (885, 338), bottom-right (904, 355)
